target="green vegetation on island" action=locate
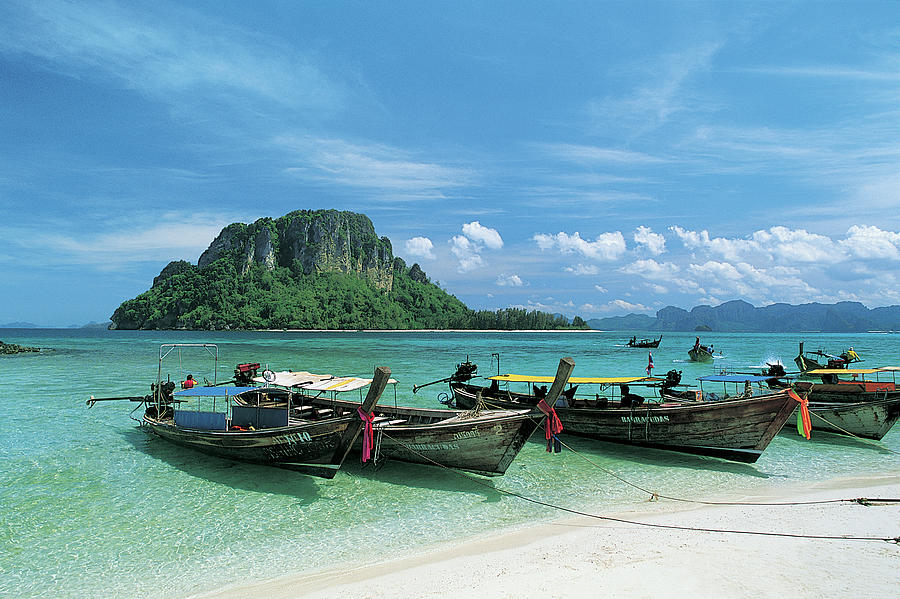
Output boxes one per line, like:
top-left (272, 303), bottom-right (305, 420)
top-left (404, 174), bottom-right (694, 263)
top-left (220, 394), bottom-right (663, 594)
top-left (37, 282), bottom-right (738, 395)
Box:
top-left (111, 209), bottom-right (587, 331)
top-left (0, 341), bottom-right (41, 354)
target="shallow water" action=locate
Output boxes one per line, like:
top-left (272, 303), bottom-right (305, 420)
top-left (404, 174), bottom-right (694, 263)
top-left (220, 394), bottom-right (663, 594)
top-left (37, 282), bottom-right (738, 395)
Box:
top-left (1, 329), bottom-right (898, 598)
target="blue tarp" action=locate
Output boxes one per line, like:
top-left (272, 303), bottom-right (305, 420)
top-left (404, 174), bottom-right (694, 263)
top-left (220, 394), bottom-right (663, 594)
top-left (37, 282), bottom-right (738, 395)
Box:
top-left (174, 386), bottom-right (259, 397)
top-left (698, 375), bottom-right (774, 383)
top-left (174, 410), bottom-right (227, 430)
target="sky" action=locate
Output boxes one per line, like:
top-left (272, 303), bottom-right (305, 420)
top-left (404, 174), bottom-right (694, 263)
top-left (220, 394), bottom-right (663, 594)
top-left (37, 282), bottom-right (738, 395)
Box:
top-left (3, 1), bottom-right (900, 326)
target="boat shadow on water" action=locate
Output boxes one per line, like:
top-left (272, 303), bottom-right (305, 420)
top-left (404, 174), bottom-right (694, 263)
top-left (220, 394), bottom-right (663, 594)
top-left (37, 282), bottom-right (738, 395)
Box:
top-left (547, 435), bottom-right (773, 478)
top-left (775, 429), bottom-right (899, 455)
top-left (121, 428), bottom-right (322, 501)
top-left (338, 458), bottom-right (506, 501)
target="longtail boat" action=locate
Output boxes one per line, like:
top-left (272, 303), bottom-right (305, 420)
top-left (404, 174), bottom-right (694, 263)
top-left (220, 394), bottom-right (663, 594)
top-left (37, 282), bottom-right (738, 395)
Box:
top-left (253, 361), bottom-right (574, 475)
top-left (626, 335), bottom-right (662, 348)
top-left (687, 337), bottom-right (715, 362)
top-left (450, 369), bottom-right (803, 463)
top-left (794, 341), bottom-right (861, 375)
top-left (88, 344), bottom-right (390, 479)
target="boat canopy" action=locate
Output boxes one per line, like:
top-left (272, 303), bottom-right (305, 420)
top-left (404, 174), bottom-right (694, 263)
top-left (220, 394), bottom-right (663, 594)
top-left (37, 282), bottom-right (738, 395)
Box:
top-left (487, 374), bottom-right (661, 384)
top-left (299, 375), bottom-right (399, 392)
top-left (807, 368), bottom-right (883, 375)
top-left (698, 374), bottom-right (772, 383)
top-left (174, 386), bottom-right (260, 397)
top-left (252, 371), bottom-right (334, 387)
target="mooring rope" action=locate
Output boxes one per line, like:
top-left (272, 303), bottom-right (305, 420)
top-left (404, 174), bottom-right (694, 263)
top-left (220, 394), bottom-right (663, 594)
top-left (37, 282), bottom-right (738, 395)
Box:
top-left (370, 429), bottom-right (900, 544)
top-left (805, 410), bottom-right (900, 456)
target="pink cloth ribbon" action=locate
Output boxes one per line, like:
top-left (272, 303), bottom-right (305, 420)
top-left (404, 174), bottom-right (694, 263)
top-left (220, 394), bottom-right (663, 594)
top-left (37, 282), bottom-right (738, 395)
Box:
top-left (536, 399), bottom-right (564, 452)
top-left (357, 406), bottom-right (375, 462)
top-left (787, 389), bottom-right (812, 440)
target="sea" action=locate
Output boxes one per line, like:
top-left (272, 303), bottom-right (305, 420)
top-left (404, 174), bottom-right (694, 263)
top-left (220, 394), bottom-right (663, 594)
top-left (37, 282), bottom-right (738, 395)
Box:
top-left (1, 329), bottom-right (898, 598)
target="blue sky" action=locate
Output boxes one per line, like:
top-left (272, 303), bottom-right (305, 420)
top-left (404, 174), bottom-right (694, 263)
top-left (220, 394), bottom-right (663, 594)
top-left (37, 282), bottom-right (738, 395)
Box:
top-left (3, 1), bottom-right (900, 326)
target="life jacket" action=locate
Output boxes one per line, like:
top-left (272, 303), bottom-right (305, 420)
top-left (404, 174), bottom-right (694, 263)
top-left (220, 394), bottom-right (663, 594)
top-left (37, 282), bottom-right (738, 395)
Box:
top-left (181, 378), bottom-right (196, 389)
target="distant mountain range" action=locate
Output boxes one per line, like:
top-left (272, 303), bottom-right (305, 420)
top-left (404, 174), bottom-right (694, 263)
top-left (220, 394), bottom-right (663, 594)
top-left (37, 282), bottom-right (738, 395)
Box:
top-left (0, 321), bottom-right (112, 329)
top-left (587, 300), bottom-right (900, 333)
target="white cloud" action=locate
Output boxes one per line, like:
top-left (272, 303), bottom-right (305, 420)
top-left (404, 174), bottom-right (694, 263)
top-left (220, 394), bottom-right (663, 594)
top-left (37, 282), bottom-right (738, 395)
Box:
top-left (594, 284), bottom-right (608, 293)
top-left (670, 225), bottom-right (839, 264)
top-left (27, 218), bottom-right (226, 267)
top-left (448, 221), bottom-right (504, 272)
top-left (280, 136), bottom-right (472, 199)
top-left (404, 236), bottom-right (435, 259)
top-left (533, 231), bottom-right (626, 261)
top-left (496, 273), bottom-right (524, 287)
top-left (598, 299), bottom-right (654, 313)
top-left (565, 264), bottom-right (601, 275)
top-left (840, 225), bottom-right (900, 260)
top-left (450, 235), bottom-right (483, 272)
top-left (633, 226), bottom-right (666, 255)
top-left (1, 1), bottom-right (340, 112)
top-left (462, 221), bottom-right (503, 249)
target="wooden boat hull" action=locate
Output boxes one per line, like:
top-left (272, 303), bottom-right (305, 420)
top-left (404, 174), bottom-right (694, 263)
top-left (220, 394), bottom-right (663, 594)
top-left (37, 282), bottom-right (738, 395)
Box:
top-left (627, 337), bottom-right (661, 348)
top-left (452, 384), bottom-right (797, 463)
top-left (142, 413), bottom-right (353, 478)
top-left (784, 396), bottom-right (900, 440)
top-left (306, 397), bottom-right (539, 475)
top-left (688, 348), bottom-right (714, 362)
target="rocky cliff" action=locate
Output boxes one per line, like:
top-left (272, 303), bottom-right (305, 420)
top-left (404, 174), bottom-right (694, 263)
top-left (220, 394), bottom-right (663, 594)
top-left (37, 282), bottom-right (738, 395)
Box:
top-left (193, 210), bottom-right (394, 290)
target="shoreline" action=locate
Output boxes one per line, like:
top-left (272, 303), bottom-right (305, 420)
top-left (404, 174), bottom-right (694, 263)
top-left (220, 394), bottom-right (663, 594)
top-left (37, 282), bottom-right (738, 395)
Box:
top-left (192, 472), bottom-right (900, 599)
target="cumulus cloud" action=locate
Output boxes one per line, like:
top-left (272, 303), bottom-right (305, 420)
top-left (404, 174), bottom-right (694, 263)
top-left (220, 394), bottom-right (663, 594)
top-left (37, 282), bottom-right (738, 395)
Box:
top-left (450, 235), bottom-right (484, 272)
top-left (462, 221), bottom-right (503, 249)
top-left (633, 226), bottom-right (666, 255)
top-left (404, 236), bottom-right (435, 259)
top-left (533, 231), bottom-right (626, 261)
top-left (840, 225), bottom-right (900, 260)
top-left (496, 273), bottom-right (524, 287)
top-left (670, 225), bottom-right (839, 263)
top-left (449, 221), bottom-right (503, 272)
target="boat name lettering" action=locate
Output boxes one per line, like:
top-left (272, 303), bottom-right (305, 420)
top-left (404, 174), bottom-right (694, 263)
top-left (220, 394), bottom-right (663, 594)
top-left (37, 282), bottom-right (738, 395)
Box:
top-left (406, 442), bottom-right (461, 452)
top-left (452, 430), bottom-right (477, 440)
top-left (620, 415), bottom-right (670, 424)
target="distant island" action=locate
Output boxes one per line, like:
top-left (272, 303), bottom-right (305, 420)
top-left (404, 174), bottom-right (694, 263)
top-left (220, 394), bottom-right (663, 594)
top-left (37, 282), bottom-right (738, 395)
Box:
top-left (588, 299), bottom-right (900, 333)
top-left (0, 340), bottom-right (41, 354)
top-left (111, 209), bottom-right (589, 331)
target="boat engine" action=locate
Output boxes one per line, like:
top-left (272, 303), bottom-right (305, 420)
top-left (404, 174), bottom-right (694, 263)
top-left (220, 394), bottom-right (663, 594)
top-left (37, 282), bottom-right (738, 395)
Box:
top-left (234, 362), bottom-right (260, 386)
top-left (662, 369), bottom-right (682, 391)
top-left (451, 360), bottom-right (478, 382)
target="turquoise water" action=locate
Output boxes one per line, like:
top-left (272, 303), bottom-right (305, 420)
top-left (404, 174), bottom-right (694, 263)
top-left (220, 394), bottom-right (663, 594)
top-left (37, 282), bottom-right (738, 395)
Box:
top-left (1, 330), bottom-right (898, 598)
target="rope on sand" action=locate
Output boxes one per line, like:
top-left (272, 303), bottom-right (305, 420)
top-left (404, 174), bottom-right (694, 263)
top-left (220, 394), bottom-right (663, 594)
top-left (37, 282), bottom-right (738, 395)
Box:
top-left (370, 429), bottom-right (900, 544)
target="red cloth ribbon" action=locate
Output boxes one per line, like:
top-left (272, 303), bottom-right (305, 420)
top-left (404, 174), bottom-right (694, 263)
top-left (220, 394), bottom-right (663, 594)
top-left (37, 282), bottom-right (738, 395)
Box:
top-left (787, 389), bottom-right (812, 440)
top-left (536, 399), bottom-right (564, 452)
top-left (357, 406), bottom-right (375, 462)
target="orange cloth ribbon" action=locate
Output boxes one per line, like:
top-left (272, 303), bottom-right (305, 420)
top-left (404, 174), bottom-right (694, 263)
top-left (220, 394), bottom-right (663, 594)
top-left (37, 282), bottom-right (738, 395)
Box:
top-left (536, 399), bottom-right (564, 452)
top-left (788, 389), bottom-right (812, 440)
top-left (357, 406), bottom-right (375, 462)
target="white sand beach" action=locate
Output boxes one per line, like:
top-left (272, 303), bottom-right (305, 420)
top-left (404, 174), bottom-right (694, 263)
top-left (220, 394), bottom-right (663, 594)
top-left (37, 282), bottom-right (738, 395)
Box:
top-left (196, 474), bottom-right (900, 599)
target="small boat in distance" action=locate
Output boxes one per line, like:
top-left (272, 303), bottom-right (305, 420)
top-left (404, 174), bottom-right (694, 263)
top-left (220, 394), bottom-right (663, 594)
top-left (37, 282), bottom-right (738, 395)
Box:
top-left (688, 337), bottom-right (715, 362)
top-left (626, 335), bottom-right (662, 348)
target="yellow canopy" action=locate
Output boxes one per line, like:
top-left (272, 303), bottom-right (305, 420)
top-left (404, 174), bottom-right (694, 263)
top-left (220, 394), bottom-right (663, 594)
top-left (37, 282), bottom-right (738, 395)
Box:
top-left (487, 374), bottom-right (662, 384)
top-left (806, 368), bottom-right (883, 375)
top-left (876, 366), bottom-right (900, 372)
